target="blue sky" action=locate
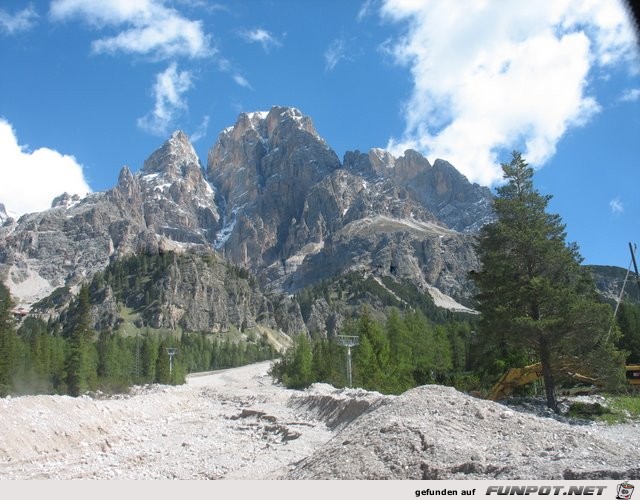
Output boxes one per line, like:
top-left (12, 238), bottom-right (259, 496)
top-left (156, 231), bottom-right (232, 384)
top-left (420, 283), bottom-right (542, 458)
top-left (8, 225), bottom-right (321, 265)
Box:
top-left (0, 0), bottom-right (639, 269)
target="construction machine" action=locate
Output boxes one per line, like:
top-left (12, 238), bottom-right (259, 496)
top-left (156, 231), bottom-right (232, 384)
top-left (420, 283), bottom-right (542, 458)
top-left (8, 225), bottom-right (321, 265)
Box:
top-left (488, 361), bottom-right (639, 401)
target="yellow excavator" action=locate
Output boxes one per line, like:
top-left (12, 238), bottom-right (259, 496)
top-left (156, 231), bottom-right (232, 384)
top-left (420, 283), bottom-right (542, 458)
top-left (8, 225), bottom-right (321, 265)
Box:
top-left (488, 362), bottom-right (640, 401)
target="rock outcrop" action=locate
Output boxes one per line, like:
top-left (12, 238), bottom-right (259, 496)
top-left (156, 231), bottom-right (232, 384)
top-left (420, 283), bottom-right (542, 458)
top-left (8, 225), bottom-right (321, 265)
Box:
top-left (344, 149), bottom-right (494, 232)
top-left (208, 107), bottom-right (341, 267)
top-left (0, 203), bottom-right (11, 226)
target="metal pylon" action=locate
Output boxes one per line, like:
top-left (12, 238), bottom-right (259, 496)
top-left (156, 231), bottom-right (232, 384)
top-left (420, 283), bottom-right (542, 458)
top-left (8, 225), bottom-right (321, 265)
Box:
top-left (166, 347), bottom-right (178, 375)
top-left (335, 335), bottom-right (359, 387)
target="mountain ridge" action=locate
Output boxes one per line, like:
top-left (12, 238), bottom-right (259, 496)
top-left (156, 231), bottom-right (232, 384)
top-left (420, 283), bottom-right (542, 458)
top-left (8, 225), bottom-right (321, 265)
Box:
top-left (1, 106), bottom-right (493, 320)
top-left (0, 105), bottom-right (501, 343)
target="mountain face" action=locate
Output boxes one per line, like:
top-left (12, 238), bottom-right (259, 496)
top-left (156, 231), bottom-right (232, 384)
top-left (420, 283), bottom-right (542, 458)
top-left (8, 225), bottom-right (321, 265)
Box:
top-left (208, 107), bottom-right (342, 267)
top-left (0, 106), bottom-right (494, 335)
top-left (0, 131), bottom-right (220, 306)
top-left (207, 107), bottom-right (492, 304)
top-left (343, 149), bottom-right (493, 233)
top-left (32, 251), bottom-right (305, 338)
top-left (587, 265), bottom-right (640, 305)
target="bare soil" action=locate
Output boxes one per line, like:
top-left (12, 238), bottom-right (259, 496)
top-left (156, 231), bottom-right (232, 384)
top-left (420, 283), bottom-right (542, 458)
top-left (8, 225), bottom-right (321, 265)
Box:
top-left (0, 361), bottom-right (637, 479)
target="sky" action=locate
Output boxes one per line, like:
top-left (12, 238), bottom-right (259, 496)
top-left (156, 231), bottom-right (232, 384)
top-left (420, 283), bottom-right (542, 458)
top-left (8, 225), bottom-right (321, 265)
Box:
top-left (0, 0), bottom-right (639, 269)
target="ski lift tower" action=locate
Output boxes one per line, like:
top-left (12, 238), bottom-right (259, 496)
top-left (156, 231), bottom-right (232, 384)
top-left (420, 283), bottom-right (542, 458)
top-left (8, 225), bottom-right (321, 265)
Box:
top-left (335, 335), bottom-right (359, 387)
top-left (166, 347), bottom-right (178, 375)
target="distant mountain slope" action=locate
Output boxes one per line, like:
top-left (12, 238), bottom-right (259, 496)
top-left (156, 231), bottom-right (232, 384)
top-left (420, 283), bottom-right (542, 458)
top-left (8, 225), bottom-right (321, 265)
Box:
top-left (33, 251), bottom-right (305, 338)
top-left (588, 264), bottom-right (640, 305)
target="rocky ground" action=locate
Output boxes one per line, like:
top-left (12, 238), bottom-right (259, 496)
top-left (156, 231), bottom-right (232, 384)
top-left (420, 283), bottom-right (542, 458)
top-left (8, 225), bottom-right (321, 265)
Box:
top-left (0, 361), bottom-right (638, 480)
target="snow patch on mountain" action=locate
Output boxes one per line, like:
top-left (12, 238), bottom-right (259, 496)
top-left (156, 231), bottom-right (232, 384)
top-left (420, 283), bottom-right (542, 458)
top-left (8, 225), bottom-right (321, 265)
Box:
top-left (214, 205), bottom-right (243, 249)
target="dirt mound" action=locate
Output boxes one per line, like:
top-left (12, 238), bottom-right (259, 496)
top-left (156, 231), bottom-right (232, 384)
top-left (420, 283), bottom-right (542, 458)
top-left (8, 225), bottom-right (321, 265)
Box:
top-left (285, 385), bottom-right (639, 480)
top-left (288, 383), bottom-right (390, 430)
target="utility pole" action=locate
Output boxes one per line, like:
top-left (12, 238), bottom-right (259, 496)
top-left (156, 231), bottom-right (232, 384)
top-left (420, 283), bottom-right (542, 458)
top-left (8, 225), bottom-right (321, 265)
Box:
top-left (629, 242), bottom-right (640, 295)
top-left (605, 243), bottom-right (639, 343)
top-left (135, 333), bottom-right (140, 380)
top-left (166, 347), bottom-right (178, 375)
top-left (335, 335), bottom-right (359, 387)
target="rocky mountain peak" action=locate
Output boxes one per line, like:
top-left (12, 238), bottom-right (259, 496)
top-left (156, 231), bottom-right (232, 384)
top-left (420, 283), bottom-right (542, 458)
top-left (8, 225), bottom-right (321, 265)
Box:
top-left (385, 149), bottom-right (432, 184)
top-left (50, 192), bottom-right (81, 209)
top-left (1, 106), bottom-right (496, 320)
top-left (369, 148), bottom-right (396, 171)
top-left (207, 106), bottom-right (340, 193)
top-left (142, 130), bottom-right (200, 177)
top-left (265, 106), bottom-right (320, 141)
top-left (216, 106), bottom-right (323, 153)
top-left (117, 165), bottom-right (134, 185)
top-left (206, 106), bottom-right (340, 270)
top-left (343, 148), bottom-right (493, 233)
top-left (343, 148), bottom-right (431, 181)
top-left (0, 203), bottom-right (8, 225)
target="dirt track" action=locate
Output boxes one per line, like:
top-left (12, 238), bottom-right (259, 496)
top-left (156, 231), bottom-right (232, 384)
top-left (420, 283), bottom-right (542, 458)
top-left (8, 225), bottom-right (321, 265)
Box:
top-left (0, 361), bottom-right (637, 479)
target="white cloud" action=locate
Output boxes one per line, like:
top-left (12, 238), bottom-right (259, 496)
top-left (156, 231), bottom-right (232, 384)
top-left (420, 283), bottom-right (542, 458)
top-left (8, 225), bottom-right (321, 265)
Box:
top-left (619, 88), bottom-right (640, 102)
top-left (239, 28), bottom-right (281, 52)
top-left (49, 0), bottom-right (212, 59)
top-left (380, 0), bottom-right (639, 186)
top-left (0, 5), bottom-right (38, 34)
top-left (609, 197), bottom-right (624, 215)
top-left (137, 63), bottom-right (193, 135)
top-left (50, 1), bottom-right (213, 136)
top-left (0, 119), bottom-right (91, 216)
top-left (233, 74), bottom-right (252, 89)
top-left (190, 115), bottom-right (210, 143)
top-left (324, 38), bottom-right (349, 72)
top-left (357, 0), bottom-right (375, 21)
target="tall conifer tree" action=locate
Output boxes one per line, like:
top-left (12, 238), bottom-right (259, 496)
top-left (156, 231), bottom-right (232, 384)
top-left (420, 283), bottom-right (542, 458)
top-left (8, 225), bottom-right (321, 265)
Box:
top-left (0, 283), bottom-right (20, 395)
top-left (472, 152), bottom-right (622, 412)
top-left (65, 284), bottom-right (93, 396)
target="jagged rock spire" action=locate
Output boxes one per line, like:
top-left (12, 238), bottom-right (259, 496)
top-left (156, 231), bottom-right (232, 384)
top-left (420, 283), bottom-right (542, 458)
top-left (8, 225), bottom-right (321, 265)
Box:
top-left (142, 130), bottom-right (200, 176)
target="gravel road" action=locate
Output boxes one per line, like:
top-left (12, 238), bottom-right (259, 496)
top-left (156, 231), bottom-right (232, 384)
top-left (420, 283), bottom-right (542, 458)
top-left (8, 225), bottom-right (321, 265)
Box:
top-left (0, 361), bottom-right (637, 479)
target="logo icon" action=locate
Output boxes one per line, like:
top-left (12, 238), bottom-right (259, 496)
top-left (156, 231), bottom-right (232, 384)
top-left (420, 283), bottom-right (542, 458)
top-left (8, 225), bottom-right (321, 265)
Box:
top-left (617, 482), bottom-right (635, 500)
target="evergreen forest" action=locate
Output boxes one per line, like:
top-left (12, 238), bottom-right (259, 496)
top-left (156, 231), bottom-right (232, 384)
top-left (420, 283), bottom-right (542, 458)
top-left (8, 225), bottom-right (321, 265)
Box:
top-left (0, 278), bottom-right (277, 397)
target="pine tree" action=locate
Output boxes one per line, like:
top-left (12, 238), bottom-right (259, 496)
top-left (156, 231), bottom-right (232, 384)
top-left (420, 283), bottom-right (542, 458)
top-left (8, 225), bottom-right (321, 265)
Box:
top-left (353, 311), bottom-right (392, 391)
top-left (141, 331), bottom-right (158, 382)
top-left (286, 334), bottom-right (313, 389)
top-left (155, 340), bottom-right (171, 384)
top-left (472, 152), bottom-right (623, 412)
top-left (617, 302), bottom-right (640, 363)
top-left (311, 338), bottom-right (345, 388)
top-left (0, 283), bottom-right (20, 396)
top-left (385, 308), bottom-right (414, 392)
top-left (65, 284), bottom-right (95, 396)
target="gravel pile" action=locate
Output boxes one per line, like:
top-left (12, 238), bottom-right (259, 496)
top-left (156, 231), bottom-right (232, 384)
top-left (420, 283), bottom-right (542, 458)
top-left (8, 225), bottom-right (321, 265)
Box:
top-left (286, 385), bottom-right (640, 480)
top-left (0, 361), bottom-right (637, 480)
